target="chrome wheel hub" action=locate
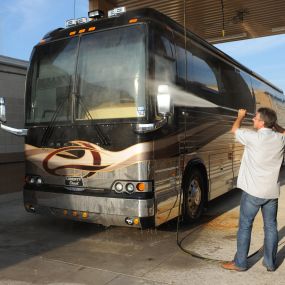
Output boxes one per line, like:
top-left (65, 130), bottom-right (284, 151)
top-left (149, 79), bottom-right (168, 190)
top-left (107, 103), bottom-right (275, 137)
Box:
top-left (188, 178), bottom-right (202, 215)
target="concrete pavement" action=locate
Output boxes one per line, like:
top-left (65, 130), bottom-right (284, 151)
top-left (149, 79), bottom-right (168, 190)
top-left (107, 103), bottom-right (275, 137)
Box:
top-left (0, 164), bottom-right (285, 285)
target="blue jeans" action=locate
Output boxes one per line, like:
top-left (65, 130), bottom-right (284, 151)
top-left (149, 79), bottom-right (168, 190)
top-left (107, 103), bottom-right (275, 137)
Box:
top-left (234, 191), bottom-right (278, 270)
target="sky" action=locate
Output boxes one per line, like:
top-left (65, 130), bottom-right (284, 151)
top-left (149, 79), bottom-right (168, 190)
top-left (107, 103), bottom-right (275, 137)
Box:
top-left (0, 0), bottom-right (285, 92)
top-left (0, 0), bottom-right (89, 60)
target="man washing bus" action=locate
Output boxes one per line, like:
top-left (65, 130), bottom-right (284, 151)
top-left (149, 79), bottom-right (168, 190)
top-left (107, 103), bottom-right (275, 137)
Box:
top-left (222, 107), bottom-right (285, 272)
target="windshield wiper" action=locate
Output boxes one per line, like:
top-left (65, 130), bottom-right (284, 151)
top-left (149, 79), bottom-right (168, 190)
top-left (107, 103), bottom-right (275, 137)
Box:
top-left (41, 94), bottom-right (70, 146)
top-left (76, 94), bottom-right (110, 146)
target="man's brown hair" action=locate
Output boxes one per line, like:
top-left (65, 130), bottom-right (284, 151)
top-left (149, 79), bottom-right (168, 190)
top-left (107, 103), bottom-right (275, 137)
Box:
top-left (258, 107), bottom-right (277, 128)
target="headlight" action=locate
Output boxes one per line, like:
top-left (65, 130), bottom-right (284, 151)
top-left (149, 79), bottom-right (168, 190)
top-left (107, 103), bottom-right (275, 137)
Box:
top-left (112, 181), bottom-right (151, 194)
top-left (25, 175), bottom-right (44, 185)
top-left (114, 182), bottom-right (123, 193)
top-left (36, 177), bottom-right (43, 185)
top-left (126, 183), bottom-right (135, 193)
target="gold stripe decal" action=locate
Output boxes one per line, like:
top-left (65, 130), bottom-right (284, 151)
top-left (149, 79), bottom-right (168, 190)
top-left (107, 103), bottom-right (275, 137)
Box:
top-left (25, 140), bottom-right (152, 177)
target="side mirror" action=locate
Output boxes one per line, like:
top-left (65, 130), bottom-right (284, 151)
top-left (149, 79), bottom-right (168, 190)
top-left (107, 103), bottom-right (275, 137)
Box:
top-left (0, 96), bottom-right (27, 136)
top-left (0, 97), bottom-right (6, 123)
top-left (157, 85), bottom-right (172, 117)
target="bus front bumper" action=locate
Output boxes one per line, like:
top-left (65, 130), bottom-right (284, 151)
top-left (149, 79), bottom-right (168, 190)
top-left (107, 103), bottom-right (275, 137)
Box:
top-left (23, 189), bottom-right (155, 228)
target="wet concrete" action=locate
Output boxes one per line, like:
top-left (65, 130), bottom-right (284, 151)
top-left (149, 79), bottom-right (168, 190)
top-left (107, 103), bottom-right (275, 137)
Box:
top-left (0, 164), bottom-right (285, 284)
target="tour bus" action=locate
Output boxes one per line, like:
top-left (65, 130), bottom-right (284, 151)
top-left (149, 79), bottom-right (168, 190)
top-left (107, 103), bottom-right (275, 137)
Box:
top-left (1, 8), bottom-right (284, 228)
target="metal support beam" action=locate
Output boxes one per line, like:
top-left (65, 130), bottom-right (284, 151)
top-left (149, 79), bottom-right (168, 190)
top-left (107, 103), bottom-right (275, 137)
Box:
top-left (89, 0), bottom-right (115, 15)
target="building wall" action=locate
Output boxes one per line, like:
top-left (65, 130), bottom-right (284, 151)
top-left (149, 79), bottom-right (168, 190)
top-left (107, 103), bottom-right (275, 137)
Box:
top-left (0, 55), bottom-right (28, 163)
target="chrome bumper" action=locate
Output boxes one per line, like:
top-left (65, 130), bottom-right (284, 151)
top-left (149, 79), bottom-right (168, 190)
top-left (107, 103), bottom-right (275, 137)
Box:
top-left (23, 189), bottom-right (155, 227)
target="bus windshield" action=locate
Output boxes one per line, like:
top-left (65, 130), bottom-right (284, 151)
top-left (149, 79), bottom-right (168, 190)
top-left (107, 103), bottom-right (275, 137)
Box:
top-left (26, 25), bottom-right (146, 124)
top-left (26, 38), bottom-right (78, 124)
top-left (76, 25), bottom-right (146, 120)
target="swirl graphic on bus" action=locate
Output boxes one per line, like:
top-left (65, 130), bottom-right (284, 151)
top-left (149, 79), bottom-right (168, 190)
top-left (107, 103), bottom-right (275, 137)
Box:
top-left (42, 141), bottom-right (108, 177)
top-left (25, 140), bottom-right (152, 178)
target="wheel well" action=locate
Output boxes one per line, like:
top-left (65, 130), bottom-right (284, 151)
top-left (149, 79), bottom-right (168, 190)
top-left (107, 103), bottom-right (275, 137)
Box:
top-left (182, 160), bottom-right (209, 203)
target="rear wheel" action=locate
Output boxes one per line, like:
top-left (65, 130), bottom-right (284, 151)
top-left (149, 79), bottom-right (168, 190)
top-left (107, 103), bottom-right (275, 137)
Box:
top-left (183, 168), bottom-right (206, 222)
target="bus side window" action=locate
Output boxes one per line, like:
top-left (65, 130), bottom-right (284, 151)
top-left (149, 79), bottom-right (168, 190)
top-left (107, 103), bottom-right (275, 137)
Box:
top-left (161, 36), bottom-right (175, 59)
top-left (173, 33), bottom-right (186, 86)
top-left (252, 77), bottom-right (273, 110)
top-left (153, 29), bottom-right (175, 84)
top-left (188, 42), bottom-right (220, 104)
top-left (220, 62), bottom-right (254, 111)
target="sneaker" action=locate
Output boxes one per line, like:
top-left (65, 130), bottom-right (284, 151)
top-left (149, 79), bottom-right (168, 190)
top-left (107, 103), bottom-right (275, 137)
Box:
top-left (221, 261), bottom-right (247, 272)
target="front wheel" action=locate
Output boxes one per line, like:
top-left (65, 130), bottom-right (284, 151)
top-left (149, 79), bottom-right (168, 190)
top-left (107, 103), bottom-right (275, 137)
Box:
top-left (183, 168), bottom-right (206, 222)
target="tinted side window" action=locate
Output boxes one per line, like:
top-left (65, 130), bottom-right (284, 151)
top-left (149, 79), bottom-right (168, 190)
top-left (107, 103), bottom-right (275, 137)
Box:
top-left (153, 29), bottom-right (175, 84)
top-left (191, 55), bottom-right (219, 93)
top-left (220, 63), bottom-right (254, 111)
top-left (252, 77), bottom-right (273, 110)
top-left (174, 33), bottom-right (186, 86)
top-left (188, 41), bottom-right (220, 104)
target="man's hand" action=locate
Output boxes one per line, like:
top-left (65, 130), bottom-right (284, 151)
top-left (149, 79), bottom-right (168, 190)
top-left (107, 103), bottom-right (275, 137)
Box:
top-left (238, 109), bottom-right (247, 119)
top-left (231, 109), bottom-right (247, 134)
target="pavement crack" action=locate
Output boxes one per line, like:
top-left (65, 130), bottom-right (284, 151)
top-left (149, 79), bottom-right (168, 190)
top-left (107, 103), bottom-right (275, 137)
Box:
top-left (41, 256), bottom-right (172, 284)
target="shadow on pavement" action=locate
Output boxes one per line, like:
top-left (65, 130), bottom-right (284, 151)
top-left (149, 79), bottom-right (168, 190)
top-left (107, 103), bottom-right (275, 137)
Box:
top-left (247, 225), bottom-right (285, 270)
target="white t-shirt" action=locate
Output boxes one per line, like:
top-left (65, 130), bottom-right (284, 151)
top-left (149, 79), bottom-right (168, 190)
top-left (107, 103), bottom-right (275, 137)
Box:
top-left (235, 128), bottom-right (285, 199)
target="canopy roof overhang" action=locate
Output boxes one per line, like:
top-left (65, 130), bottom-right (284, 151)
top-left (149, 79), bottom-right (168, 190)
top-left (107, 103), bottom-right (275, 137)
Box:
top-left (89, 0), bottom-right (285, 43)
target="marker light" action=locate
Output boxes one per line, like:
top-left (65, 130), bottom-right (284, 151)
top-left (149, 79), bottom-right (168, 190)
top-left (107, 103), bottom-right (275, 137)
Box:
top-left (81, 212), bottom-right (88, 219)
top-left (88, 26), bottom-right (96, 32)
top-left (129, 18), bottom-right (138, 24)
top-left (136, 183), bottom-right (145, 191)
top-left (63, 209), bottom-right (68, 215)
top-left (78, 29), bottom-right (86, 34)
top-left (108, 7), bottom-right (126, 18)
top-left (126, 183), bottom-right (135, 193)
top-left (69, 31), bottom-right (76, 36)
top-left (133, 218), bottom-right (139, 225)
top-left (72, 210), bottom-right (78, 217)
top-left (65, 19), bottom-right (77, 28)
top-left (77, 17), bottom-right (88, 25)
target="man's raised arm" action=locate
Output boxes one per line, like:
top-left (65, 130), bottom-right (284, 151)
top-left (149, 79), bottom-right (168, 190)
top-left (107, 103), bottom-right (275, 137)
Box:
top-left (231, 109), bottom-right (247, 134)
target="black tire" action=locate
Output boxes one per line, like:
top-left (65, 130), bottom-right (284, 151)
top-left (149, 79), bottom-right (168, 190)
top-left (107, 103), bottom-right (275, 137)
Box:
top-left (183, 168), bottom-right (206, 222)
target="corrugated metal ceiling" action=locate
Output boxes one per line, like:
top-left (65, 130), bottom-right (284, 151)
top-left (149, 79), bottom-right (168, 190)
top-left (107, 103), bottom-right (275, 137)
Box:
top-left (104, 0), bottom-right (285, 43)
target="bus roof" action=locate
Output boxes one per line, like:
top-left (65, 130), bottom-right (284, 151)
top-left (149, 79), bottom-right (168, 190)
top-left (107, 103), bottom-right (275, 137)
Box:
top-left (40, 8), bottom-right (283, 95)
